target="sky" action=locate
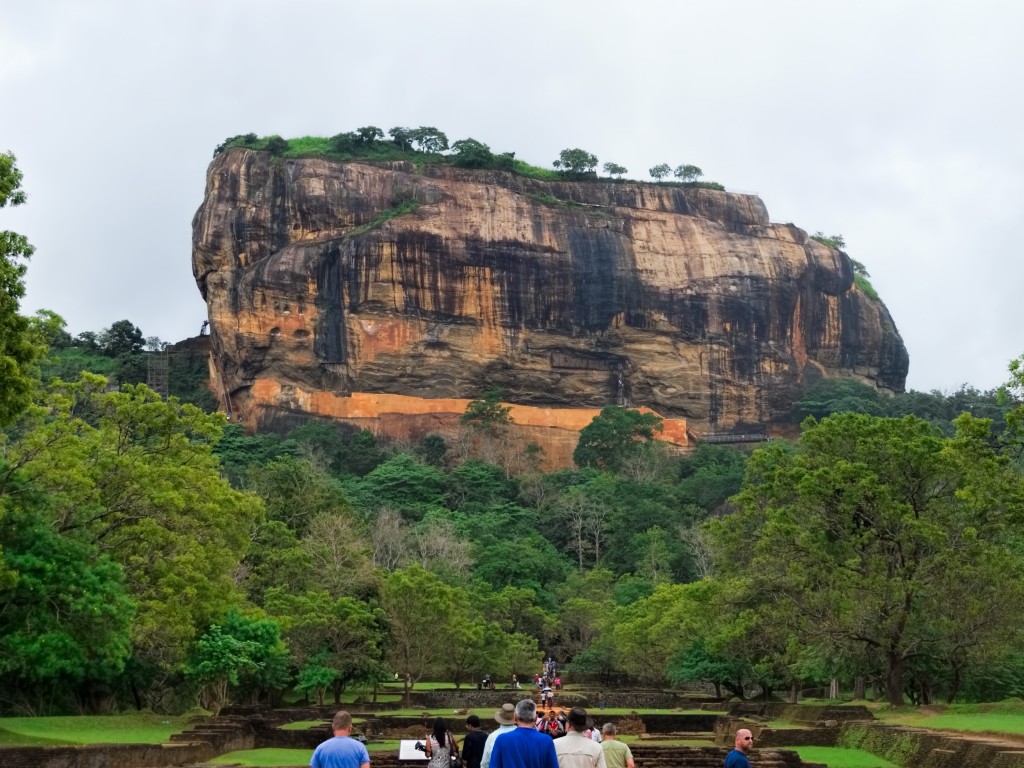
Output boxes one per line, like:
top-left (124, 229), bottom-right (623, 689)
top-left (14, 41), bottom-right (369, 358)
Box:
top-left (2, 0), bottom-right (1022, 393)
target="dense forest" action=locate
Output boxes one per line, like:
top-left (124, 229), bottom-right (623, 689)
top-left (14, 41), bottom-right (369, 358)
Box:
top-left (4, 150), bottom-right (1024, 717)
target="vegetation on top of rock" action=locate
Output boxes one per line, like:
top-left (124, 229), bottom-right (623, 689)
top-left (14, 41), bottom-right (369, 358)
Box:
top-left (212, 127), bottom-right (724, 188)
top-left (811, 231), bottom-right (881, 300)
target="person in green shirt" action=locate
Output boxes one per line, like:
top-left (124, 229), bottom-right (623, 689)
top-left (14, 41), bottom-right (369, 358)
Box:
top-left (599, 724), bottom-right (633, 768)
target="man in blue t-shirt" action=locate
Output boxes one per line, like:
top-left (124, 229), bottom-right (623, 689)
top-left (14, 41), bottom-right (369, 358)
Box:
top-left (491, 699), bottom-right (559, 768)
top-left (723, 728), bottom-right (753, 768)
top-left (311, 711), bottom-right (371, 768)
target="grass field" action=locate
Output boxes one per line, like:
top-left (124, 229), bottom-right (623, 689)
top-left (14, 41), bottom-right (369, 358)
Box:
top-left (211, 747), bottom-right (310, 766)
top-left (789, 746), bottom-right (897, 768)
top-left (212, 741), bottom-right (399, 767)
top-left (872, 700), bottom-right (1024, 735)
top-left (0, 714), bottom-right (191, 745)
top-left (877, 710), bottom-right (1024, 734)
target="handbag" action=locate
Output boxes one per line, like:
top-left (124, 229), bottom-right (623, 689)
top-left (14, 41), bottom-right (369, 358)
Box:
top-left (449, 732), bottom-right (463, 768)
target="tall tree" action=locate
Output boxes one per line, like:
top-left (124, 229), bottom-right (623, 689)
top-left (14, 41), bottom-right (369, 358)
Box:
top-left (649, 163), bottom-right (672, 181)
top-left (461, 388), bottom-right (513, 435)
top-left (99, 319), bottom-right (144, 357)
top-left (708, 412), bottom-right (1024, 705)
top-left (673, 164), bottom-right (703, 182)
top-left (265, 589), bottom-right (384, 704)
top-left (602, 162), bottom-right (627, 179)
top-left (573, 406), bottom-right (663, 473)
top-left (0, 501), bottom-right (135, 711)
top-left (410, 126), bottom-right (449, 153)
top-left (553, 148), bottom-right (598, 176)
top-left (0, 151), bottom-right (42, 426)
top-left (450, 138), bottom-right (495, 169)
top-left (380, 565), bottom-right (463, 702)
top-left (3, 374), bottom-right (264, 691)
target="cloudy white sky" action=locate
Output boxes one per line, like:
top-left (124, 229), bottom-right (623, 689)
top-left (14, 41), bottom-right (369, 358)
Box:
top-left (3, 0), bottom-right (1021, 392)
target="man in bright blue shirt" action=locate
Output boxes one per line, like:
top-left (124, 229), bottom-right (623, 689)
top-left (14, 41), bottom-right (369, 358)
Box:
top-left (311, 711), bottom-right (371, 768)
top-left (491, 699), bottom-right (559, 768)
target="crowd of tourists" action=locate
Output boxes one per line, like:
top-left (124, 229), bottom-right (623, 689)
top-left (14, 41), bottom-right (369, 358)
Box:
top-left (311, 701), bottom-right (753, 768)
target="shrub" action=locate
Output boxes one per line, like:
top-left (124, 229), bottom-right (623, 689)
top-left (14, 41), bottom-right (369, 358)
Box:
top-left (854, 273), bottom-right (880, 301)
top-left (265, 135), bottom-right (289, 156)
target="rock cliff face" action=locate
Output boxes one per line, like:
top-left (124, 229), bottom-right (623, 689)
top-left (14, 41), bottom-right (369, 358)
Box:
top-left (192, 149), bottom-right (908, 450)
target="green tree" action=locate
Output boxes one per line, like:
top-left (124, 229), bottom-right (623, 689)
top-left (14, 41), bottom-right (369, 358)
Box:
top-left (676, 444), bottom-right (747, 511)
top-left (265, 589), bottom-right (384, 704)
top-left (99, 319), bottom-right (144, 356)
top-left (285, 422), bottom-right (386, 477)
top-left (410, 126), bottom-right (449, 153)
top-left (473, 534), bottom-right (571, 610)
top-left (793, 378), bottom-right (883, 420)
top-left (380, 565), bottom-right (463, 701)
top-left (709, 412), bottom-right (1024, 705)
top-left (0, 501), bottom-right (135, 711)
top-left (573, 406), bottom-right (663, 473)
top-left (355, 126), bottom-right (384, 145)
top-left (240, 520), bottom-right (312, 604)
top-left (245, 455), bottom-right (353, 535)
top-left (4, 374), bottom-right (264, 691)
top-left (553, 148), bottom-right (598, 176)
top-left (388, 126), bottom-right (413, 151)
top-left (461, 388), bottom-right (513, 435)
top-left (29, 309), bottom-right (72, 349)
top-left (0, 151), bottom-right (42, 426)
top-left (602, 162), bottom-right (627, 179)
top-left (668, 637), bottom-right (752, 699)
top-left (1005, 354), bottom-right (1024, 451)
top-left (649, 163), bottom-right (672, 181)
top-left (185, 610), bottom-right (288, 714)
top-left (551, 569), bottom-right (615, 662)
top-left (213, 133), bottom-right (258, 156)
top-left (214, 423), bottom-right (291, 487)
top-left (330, 132), bottom-right (360, 153)
top-left (450, 138), bottom-right (495, 169)
top-left (673, 164), bottom-right (703, 182)
top-left (356, 453), bottom-right (447, 521)
top-left (811, 231), bottom-right (846, 250)
top-left (265, 135), bottom-right (289, 156)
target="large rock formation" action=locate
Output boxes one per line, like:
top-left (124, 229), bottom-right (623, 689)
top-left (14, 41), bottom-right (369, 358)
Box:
top-left (192, 149), bottom-right (908, 453)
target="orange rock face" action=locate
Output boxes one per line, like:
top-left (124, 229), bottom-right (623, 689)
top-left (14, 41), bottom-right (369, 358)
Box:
top-left (192, 150), bottom-right (907, 461)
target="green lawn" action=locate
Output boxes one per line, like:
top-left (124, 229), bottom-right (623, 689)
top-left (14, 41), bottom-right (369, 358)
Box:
top-left (212, 742), bottom-right (399, 767)
top-left (790, 746), bottom-right (897, 768)
top-left (878, 711), bottom-right (1024, 734)
top-left (620, 736), bottom-right (715, 746)
top-left (280, 720), bottom-right (327, 730)
top-left (874, 700), bottom-right (1024, 735)
top-left (0, 714), bottom-right (192, 745)
top-left (212, 748), bottom-right (311, 766)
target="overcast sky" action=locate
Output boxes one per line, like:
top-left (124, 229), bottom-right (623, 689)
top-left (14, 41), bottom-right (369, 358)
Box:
top-left (3, 0), bottom-right (1022, 393)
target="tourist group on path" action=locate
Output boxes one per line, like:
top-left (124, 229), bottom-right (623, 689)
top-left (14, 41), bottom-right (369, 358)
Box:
top-left (311, 703), bottom-right (752, 768)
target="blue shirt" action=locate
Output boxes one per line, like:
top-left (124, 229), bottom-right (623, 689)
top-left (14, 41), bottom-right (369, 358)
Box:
top-left (311, 735), bottom-right (371, 768)
top-left (723, 748), bottom-right (751, 768)
top-left (491, 726), bottom-right (559, 768)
